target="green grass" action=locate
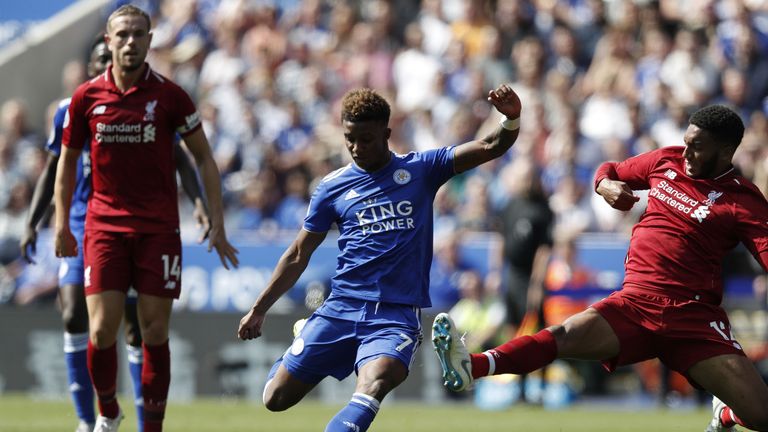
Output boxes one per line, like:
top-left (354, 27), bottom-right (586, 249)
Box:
top-left (0, 393), bottom-right (711, 431)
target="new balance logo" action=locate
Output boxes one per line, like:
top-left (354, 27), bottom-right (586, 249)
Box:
top-left (93, 105), bottom-right (107, 115)
top-left (164, 280), bottom-right (177, 290)
top-left (345, 189), bottom-right (360, 200)
top-left (664, 169), bottom-right (677, 180)
top-left (691, 206), bottom-right (711, 223)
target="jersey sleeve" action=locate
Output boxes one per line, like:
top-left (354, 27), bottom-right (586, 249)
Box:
top-left (168, 84), bottom-right (202, 137)
top-left (303, 180), bottom-right (334, 233)
top-left (735, 187), bottom-right (768, 272)
top-left (62, 88), bottom-right (89, 150)
top-left (421, 146), bottom-right (457, 189)
top-left (46, 100), bottom-right (70, 156)
top-left (594, 148), bottom-right (666, 191)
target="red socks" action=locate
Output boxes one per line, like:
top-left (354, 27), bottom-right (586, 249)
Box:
top-left (87, 340), bottom-right (120, 419)
top-left (470, 329), bottom-right (557, 378)
top-left (142, 340), bottom-right (171, 432)
top-left (720, 406), bottom-right (743, 428)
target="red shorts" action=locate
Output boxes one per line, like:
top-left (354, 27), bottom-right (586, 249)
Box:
top-left (83, 230), bottom-right (182, 299)
top-left (592, 289), bottom-right (745, 381)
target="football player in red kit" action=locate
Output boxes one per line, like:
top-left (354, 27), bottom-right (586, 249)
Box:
top-left (432, 104), bottom-right (768, 432)
top-left (53, 5), bottom-right (238, 432)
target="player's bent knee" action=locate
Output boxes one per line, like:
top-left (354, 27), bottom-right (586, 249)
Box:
top-left (262, 384), bottom-right (298, 412)
top-left (89, 326), bottom-right (118, 348)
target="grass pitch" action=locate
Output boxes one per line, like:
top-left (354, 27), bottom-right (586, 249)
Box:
top-left (0, 393), bottom-right (711, 431)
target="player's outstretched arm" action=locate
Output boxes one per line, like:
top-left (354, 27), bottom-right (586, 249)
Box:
top-left (21, 153), bottom-right (59, 263)
top-left (453, 84), bottom-right (522, 174)
top-left (174, 141), bottom-right (211, 243)
top-left (238, 229), bottom-right (327, 340)
top-left (182, 128), bottom-right (239, 269)
top-left (53, 146), bottom-right (81, 257)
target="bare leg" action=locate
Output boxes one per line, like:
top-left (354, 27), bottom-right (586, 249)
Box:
top-left (689, 354), bottom-right (768, 430)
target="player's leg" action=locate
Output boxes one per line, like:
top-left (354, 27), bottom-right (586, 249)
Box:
top-left (325, 356), bottom-right (407, 432)
top-left (86, 290), bottom-right (128, 421)
top-left (434, 307), bottom-right (620, 391)
top-left (262, 361), bottom-right (318, 411)
top-left (326, 303), bottom-right (420, 432)
top-left (132, 231), bottom-right (182, 432)
top-left (60, 280), bottom-right (96, 431)
top-left (689, 354), bottom-right (768, 431)
top-left (135, 293), bottom-right (173, 432)
top-left (265, 312), bottom-right (358, 412)
top-left (124, 290), bottom-right (144, 432)
top-left (84, 230), bottom-right (132, 428)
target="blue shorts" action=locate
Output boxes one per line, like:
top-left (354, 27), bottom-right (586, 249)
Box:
top-left (58, 229), bottom-right (84, 286)
top-left (281, 296), bottom-right (422, 384)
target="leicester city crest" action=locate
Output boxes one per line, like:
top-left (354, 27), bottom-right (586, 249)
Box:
top-left (393, 168), bottom-right (411, 185)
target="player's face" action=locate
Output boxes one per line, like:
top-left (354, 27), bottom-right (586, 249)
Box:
top-left (106, 14), bottom-right (152, 72)
top-left (343, 120), bottom-right (391, 172)
top-left (87, 42), bottom-right (112, 78)
top-left (682, 125), bottom-right (731, 179)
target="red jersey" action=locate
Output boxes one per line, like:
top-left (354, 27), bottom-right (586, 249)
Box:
top-left (63, 64), bottom-right (201, 232)
top-left (594, 146), bottom-right (768, 305)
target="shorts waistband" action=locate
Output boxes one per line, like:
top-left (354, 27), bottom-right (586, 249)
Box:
top-left (622, 284), bottom-right (721, 305)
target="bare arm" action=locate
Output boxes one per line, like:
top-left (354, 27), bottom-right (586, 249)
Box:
top-left (453, 84), bottom-right (522, 174)
top-left (53, 145), bottom-right (81, 257)
top-left (238, 229), bottom-right (328, 340)
top-left (181, 128), bottom-right (239, 268)
top-left (20, 153), bottom-right (59, 263)
top-left (174, 141), bottom-right (210, 242)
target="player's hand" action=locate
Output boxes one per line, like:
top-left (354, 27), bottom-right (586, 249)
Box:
top-left (208, 223), bottom-right (239, 269)
top-left (238, 308), bottom-right (265, 340)
top-left (20, 226), bottom-right (37, 264)
top-left (193, 200), bottom-right (211, 244)
top-left (54, 228), bottom-right (78, 258)
top-left (597, 179), bottom-right (639, 211)
top-left (487, 84), bottom-right (522, 120)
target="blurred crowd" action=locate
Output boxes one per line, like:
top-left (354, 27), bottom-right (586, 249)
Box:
top-left (1, 0), bottom-right (768, 300)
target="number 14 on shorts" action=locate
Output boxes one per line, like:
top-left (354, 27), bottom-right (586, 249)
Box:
top-left (709, 320), bottom-right (742, 350)
top-left (161, 254), bottom-right (180, 289)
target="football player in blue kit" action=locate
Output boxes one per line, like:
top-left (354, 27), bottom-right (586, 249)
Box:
top-left (237, 84), bottom-right (522, 432)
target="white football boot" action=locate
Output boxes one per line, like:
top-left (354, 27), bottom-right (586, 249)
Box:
top-left (93, 409), bottom-right (124, 432)
top-left (705, 396), bottom-right (738, 432)
top-left (432, 312), bottom-right (473, 391)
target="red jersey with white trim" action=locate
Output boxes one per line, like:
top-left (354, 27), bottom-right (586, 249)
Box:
top-left (63, 64), bottom-right (201, 233)
top-left (594, 146), bottom-right (768, 305)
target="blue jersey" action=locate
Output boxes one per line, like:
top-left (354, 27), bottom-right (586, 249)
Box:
top-left (304, 147), bottom-right (456, 307)
top-left (48, 98), bottom-right (91, 232)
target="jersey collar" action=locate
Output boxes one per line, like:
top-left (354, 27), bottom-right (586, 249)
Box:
top-left (104, 63), bottom-right (154, 94)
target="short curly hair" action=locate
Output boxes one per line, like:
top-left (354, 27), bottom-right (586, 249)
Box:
top-left (689, 105), bottom-right (744, 148)
top-left (341, 88), bottom-right (390, 123)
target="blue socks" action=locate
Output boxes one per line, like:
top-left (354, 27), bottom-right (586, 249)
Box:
top-left (325, 393), bottom-right (380, 432)
top-left (127, 344), bottom-right (145, 432)
top-left (64, 332), bottom-right (95, 424)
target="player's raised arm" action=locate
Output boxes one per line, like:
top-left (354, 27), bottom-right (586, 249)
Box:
top-left (453, 84), bottom-right (522, 174)
top-left (53, 145), bottom-right (81, 257)
top-left (238, 229), bottom-right (327, 340)
top-left (181, 127), bottom-right (239, 269)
